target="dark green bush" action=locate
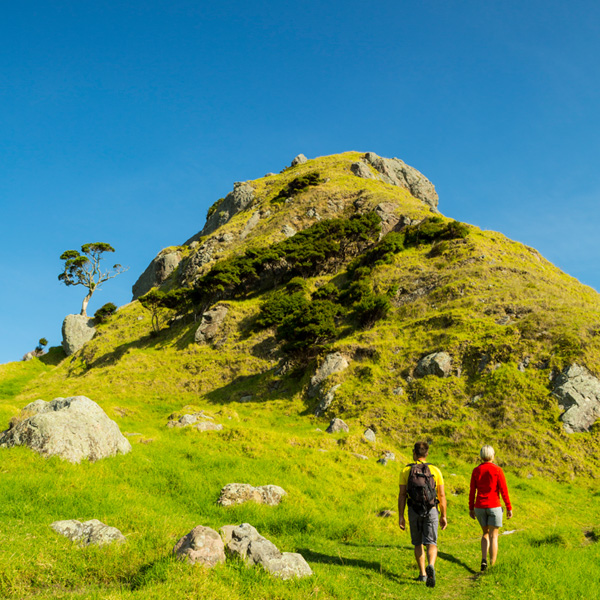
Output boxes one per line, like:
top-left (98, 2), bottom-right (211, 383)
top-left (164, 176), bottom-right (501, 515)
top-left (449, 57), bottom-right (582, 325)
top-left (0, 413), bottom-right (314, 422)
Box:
top-left (256, 290), bottom-right (309, 329)
top-left (404, 217), bottom-right (469, 246)
top-left (353, 293), bottom-right (392, 328)
top-left (272, 172), bottom-right (323, 202)
top-left (94, 302), bottom-right (117, 323)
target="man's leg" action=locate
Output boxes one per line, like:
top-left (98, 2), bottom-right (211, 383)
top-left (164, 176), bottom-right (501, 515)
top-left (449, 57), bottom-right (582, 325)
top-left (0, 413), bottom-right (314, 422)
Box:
top-left (481, 525), bottom-right (490, 562)
top-left (488, 526), bottom-right (500, 565)
top-left (414, 544), bottom-right (426, 576)
top-left (426, 543), bottom-right (438, 567)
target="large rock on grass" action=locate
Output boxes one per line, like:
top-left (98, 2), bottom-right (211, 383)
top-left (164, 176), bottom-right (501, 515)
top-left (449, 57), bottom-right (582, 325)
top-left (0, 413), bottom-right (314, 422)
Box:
top-left (61, 314), bottom-right (96, 355)
top-left (309, 352), bottom-right (349, 397)
top-left (0, 396), bottom-right (132, 463)
top-left (553, 364), bottom-right (600, 433)
top-left (173, 525), bottom-right (226, 567)
top-left (51, 519), bottom-right (126, 546)
top-left (414, 352), bottom-right (452, 378)
top-left (218, 483), bottom-right (286, 507)
top-left (222, 523), bottom-right (312, 580)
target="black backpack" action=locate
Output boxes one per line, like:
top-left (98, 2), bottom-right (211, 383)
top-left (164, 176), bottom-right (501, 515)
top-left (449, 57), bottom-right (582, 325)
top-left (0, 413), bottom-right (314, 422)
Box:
top-left (406, 462), bottom-right (438, 516)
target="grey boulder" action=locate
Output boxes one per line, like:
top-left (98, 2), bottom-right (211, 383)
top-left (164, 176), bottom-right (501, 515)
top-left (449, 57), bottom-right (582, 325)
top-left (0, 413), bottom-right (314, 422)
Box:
top-left (218, 483), bottom-right (286, 507)
top-left (414, 352), bottom-right (452, 378)
top-left (51, 519), bottom-right (126, 546)
top-left (222, 523), bottom-right (312, 580)
top-left (553, 364), bottom-right (600, 433)
top-left (195, 304), bottom-right (229, 344)
top-left (351, 161), bottom-right (376, 179)
top-left (0, 396), bottom-right (132, 463)
top-left (173, 525), bottom-right (226, 567)
top-left (326, 418), bottom-right (349, 433)
top-left (363, 428), bottom-right (376, 443)
top-left (309, 352), bottom-right (349, 397)
top-left (291, 154), bottom-right (308, 167)
top-left (131, 250), bottom-right (182, 300)
top-left (61, 314), bottom-right (96, 355)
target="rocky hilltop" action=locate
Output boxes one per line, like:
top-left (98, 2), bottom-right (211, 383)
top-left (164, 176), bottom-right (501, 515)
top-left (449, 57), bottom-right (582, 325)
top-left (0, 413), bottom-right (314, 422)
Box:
top-left (9, 151), bottom-right (600, 479)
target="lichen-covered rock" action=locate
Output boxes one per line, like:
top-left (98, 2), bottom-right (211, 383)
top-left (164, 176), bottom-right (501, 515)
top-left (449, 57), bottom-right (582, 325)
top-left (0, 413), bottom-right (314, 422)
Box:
top-left (309, 352), bottom-right (350, 397)
top-left (351, 161), bottom-right (376, 179)
top-left (240, 211), bottom-right (261, 240)
top-left (132, 250), bottom-right (182, 300)
top-left (223, 523), bottom-right (312, 580)
top-left (61, 314), bottom-right (96, 356)
top-left (363, 152), bottom-right (438, 211)
top-left (0, 396), bottom-right (132, 463)
top-left (195, 304), bottom-right (229, 344)
top-left (195, 421), bottom-right (223, 432)
top-left (315, 384), bottom-right (341, 416)
top-left (326, 418), bottom-right (349, 433)
top-left (51, 519), bottom-right (126, 546)
top-left (414, 352), bottom-right (452, 378)
top-left (185, 182), bottom-right (255, 243)
top-left (553, 364), bottom-right (600, 433)
top-left (218, 484), bottom-right (286, 507)
top-left (173, 525), bottom-right (226, 567)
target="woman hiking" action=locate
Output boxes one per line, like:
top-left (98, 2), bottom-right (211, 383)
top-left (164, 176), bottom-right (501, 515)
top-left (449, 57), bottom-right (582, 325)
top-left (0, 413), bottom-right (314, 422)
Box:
top-left (469, 445), bottom-right (513, 571)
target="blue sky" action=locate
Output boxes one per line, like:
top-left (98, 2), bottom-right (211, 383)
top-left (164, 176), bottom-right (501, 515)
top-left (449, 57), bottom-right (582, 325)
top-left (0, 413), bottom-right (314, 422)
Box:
top-left (1, 0), bottom-right (600, 364)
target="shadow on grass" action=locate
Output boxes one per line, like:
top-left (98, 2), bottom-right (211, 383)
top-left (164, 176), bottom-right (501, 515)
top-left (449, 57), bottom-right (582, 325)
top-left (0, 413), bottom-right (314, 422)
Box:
top-left (437, 550), bottom-right (477, 575)
top-left (297, 548), bottom-right (405, 585)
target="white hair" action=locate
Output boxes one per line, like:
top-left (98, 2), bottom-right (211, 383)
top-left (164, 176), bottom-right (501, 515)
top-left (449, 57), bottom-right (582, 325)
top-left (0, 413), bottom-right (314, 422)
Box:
top-left (480, 445), bottom-right (495, 462)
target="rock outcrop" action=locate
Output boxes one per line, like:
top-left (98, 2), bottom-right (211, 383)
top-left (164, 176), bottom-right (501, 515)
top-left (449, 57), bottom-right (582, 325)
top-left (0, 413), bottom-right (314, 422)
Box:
top-left (309, 352), bottom-right (349, 397)
top-left (0, 396), bottom-right (132, 463)
top-left (221, 523), bottom-right (312, 580)
top-left (414, 352), bottom-right (452, 378)
top-left (217, 484), bottom-right (286, 507)
top-left (553, 364), bottom-right (600, 433)
top-left (51, 519), bottom-right (126, 546)
top-left (352, 152), bottom-right (438, 211)
top-left (194, 304), bottom-right (229, 344)
top-left (167, 411), bottom-right (223, 431)
top-left (132, 250), bottom-right (182, 300)
top-left (291, 154), bottom-right (308, 167)
top-left (61, 314), bottom-right (96, 356)
top-left (185, 181), bottom-right (255, 243)
top-left (173, 525), bottom-right (226, 567)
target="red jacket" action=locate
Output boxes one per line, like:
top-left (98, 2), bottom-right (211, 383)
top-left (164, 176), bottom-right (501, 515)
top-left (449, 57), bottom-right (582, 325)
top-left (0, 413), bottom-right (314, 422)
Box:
top-left (469, 462), bottom-right (512, 511)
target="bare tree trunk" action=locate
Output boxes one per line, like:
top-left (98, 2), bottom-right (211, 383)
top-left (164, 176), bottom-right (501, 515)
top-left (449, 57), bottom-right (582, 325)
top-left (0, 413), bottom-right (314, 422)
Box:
top-left (81, 292), bottom-right (93, 317)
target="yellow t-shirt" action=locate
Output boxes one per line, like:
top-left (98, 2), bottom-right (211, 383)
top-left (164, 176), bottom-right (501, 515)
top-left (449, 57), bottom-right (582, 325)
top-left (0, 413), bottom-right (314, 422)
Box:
top-left (399, 459), bottom-right (444, 488)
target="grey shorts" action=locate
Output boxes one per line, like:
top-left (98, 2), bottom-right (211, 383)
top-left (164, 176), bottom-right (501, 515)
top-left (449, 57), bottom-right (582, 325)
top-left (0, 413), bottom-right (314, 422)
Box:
top-left (408, 506), bottom-right (439, 546)
top-left (475, 506), bottom-right (503, 528)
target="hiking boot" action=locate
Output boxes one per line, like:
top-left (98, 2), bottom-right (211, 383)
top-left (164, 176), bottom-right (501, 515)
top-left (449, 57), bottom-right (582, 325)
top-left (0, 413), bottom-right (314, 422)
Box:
top-left (426, 564), bottom-right (436, 588)
top-left (481, 560), bottom-right (488, 572)
top-left (415, 575), bottom-right (427, 582)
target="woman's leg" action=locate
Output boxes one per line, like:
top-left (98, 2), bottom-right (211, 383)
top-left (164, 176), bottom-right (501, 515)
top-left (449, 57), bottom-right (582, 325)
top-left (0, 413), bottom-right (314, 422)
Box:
top-left (488, 526), bottom-right (500, 565)
top-left (481, 525), bottom-right (490, 562)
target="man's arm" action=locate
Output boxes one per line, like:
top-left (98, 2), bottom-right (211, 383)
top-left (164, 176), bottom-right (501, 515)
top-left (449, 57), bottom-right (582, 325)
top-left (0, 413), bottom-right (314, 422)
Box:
top-left (398, 485), bottom-right (407, 530)
top-left (437, 484), bottom-right (448, 530)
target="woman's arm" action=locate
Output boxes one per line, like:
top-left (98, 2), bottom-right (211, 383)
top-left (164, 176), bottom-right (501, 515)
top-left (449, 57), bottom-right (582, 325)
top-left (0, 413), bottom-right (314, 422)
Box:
top-left (468, 468), bottom-right (477, 518)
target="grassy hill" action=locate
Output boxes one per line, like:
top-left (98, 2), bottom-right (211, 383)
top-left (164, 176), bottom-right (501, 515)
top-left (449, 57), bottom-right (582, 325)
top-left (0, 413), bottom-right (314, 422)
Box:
top-left (1, 151), bottom-right (599, 598)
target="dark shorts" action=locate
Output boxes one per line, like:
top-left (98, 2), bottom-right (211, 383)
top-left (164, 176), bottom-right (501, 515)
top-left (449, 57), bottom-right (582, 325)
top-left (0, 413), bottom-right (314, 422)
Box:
top-left (408, 506), bottom-right (439, 546)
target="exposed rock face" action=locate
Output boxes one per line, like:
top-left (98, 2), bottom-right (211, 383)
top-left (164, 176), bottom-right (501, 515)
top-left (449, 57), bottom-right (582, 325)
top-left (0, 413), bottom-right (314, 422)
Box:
top-left (218, 484), bottom-right (286, 507)
top-left (0, 396), bottom-right (132, 463)
top-left (358, 152), bottom-right (438, 211)
top-left (51, 519), bottom-right (126, 546)
top-left (240, 211), bottom-right (261, 240)
top-left (414, 352), bottom-right (452, 378)
top-left (222, 523), bottom-right (312, 580)
top-left (167, 411), bottom-right (223, 431)
top-left (132, 250), bottom-right (182, 300)
top-left (309, 352), bottom-right (349, 397)
top-left (553, 364), bottom-right (600, 433)
top-left (195, 304), bottom-right (229, 344)
top-left (281, 224), bottom-right (297, 238)
top-left (351, 161), bottom-right (375, 179)
top-left (326, 418), bottom-right (349, 433)
top-left (173, 525), bottom-right (226, 567)
top-left (291, 154), bottom-right (308, 167)
top-left (185, 182), bottom-right (255, 244)
top-left (22, 349), bottom-right (45, 361)
top-left (61, 314), bottom-right (96, 356)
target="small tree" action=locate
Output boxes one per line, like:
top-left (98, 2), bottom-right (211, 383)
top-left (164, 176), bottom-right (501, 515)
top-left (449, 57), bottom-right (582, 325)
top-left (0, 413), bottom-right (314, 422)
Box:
top-left (58, 243), bottom-right (128, 317)
top-left (36, 338), bottom-right (48, 352)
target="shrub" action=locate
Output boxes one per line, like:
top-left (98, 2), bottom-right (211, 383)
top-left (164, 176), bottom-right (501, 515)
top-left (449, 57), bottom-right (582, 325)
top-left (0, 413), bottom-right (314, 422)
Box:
top-left (256, 290), bottom-right (309, 329)
top-left (94, 303), bottom-right (117, 324)
top-left (272, 172), bottom-right (323, 202)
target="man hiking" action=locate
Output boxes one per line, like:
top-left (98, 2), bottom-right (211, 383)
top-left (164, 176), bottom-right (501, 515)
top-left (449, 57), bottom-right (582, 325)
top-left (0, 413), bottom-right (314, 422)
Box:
top-left (398, 441), bottom-right (448, 588)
